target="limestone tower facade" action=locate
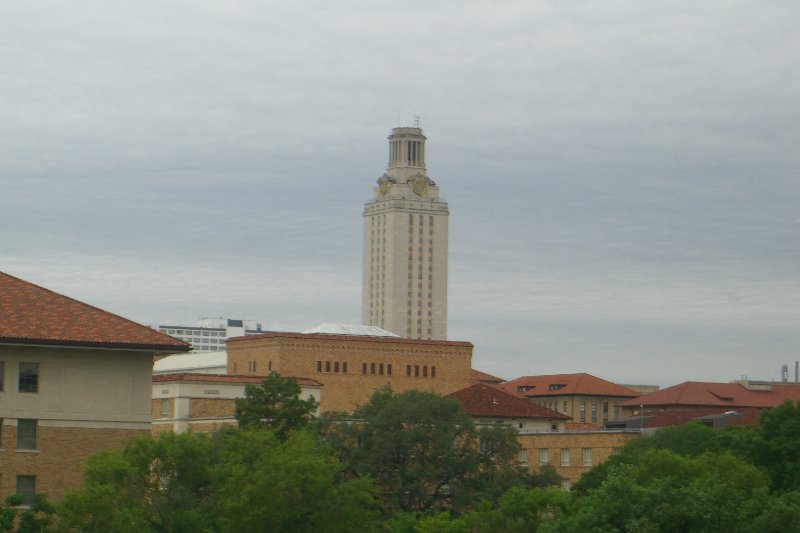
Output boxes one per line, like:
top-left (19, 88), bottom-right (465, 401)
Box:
top-left (362, 127), bottom-right (449, 339)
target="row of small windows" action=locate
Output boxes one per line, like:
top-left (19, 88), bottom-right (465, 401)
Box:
top-left (538, 448), bottom-right (593, 467)
top-left (0, 362), bottom-right (39, 393)
top-left (165, 329), bottom-right (225, 337)
top-left (232, 360), bottom-right (272, 373)
top-left (317, 361), bottom-right (349, 373)
top-left (577, 400), bottom-right (619, 423)
top-left (315, 361), bottom-right (436, 378)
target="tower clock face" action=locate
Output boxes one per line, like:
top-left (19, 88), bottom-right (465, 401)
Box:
top-left (411, 176), bottom-right (428, 196)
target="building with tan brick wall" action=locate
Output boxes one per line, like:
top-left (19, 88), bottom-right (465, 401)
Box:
top-left (226, 328), bottom-right (473, 414)
top-left (499, 373), bottom-right (641, 426)
top-left (445, 381), bottom-right (639, 488)
top-left (152, 373), bottom-right (322, 433)
top-left (517, 430), bottom-right (639, 488)
top-left (0, 271), bottom-right (190, 502)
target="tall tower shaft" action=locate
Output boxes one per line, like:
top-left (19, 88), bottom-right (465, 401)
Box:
top-left (362, 127), bottom-right (449, 339)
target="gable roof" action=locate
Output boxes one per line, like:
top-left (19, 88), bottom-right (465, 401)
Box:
top-left (500, 373), bottom-right (640, 399)
top-left (447, 384), bottom-right (570, 420)
top-left (0, 271), bottom-right (190, 352)
top-left (470, 369), bottom-right (505, 384)
top-left (619, 381), bottom-right (800, 408)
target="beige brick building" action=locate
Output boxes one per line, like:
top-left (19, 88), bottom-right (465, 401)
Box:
top-left (517, 430), bottom-right (638, 487)
top-left (0, 271), bottom-right (189, 502)
top-left (500, 373), bottom-right (641, 426)
top-left (152, 373), bottom-right (322, 433)
top-left (445, 382), bottom-right (638, 487)
top-left (226, 330), bottom-right (473, 414)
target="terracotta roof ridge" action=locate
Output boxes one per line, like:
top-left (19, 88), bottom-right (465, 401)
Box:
top-left (2, 271), bottom-right (171, 340)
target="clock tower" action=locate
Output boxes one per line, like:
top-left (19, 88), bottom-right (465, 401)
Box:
top-left (362, 127), bottom-right (449, 340)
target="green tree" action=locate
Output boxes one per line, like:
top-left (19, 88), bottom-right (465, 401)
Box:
top-left (572, 421), bottom-right (721, 495)
top-left (212, 428), bottom-right (379, 533)
top-left (544, 449), bottom-right (770, 533)
top-left (326, 387), bottom-right (528, 514)
top-left (57, 428), bottom-right (379, 533)
top-left (0, 494), bottom-right (55, 533)
top-left (234, 372), bottom-right (319, 439)
top-left (57, 431), bottom-right (214, 533)
top-left (750, 400), bottom-right (800, 492)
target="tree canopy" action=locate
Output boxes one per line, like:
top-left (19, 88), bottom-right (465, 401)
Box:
top-left (56, 429), bottom-right (379, 533)
top-left (324, 387), bottom-right (539, 514)
top-left (234, 372), bottom-right (319, 439)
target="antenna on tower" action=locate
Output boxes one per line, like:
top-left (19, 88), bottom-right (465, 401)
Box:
top-left (413, 114), bottom-right (421, 128)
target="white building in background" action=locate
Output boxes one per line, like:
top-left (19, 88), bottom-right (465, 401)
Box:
top-left (153, 351), bottom-right (228, 375)
top-left (156, 318), bottom-right (262, 351)
top-left (362, 126), bottom-right (449, 340)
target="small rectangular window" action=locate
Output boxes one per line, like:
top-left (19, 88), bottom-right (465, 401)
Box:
top-left (539, 449), bottom-right (549, 465)
top-left (378, 364), bottom-right (384, 375)
top-left (583, 448), bottom-right (593, 466)
top-left (342, 362), bottom-right (348, 374)
top-left (16, 476), bottom-right (36, 507)
top-left (17, 419), bottom-right (36, 450)
top-left (406, 365), bottom-right (411, 376)
top-left (387, 364), bottom-right (392, 376)
top-left (518, 449), bottom-right (528, 465)
top-left (579, 401), bottom-right (586, 423)
top-left (325, 361), bottom-right (331, 372)
top-left (334, 362), bottom-right (339, 373)
top-left (561, 448), bottom-right (570, 467)
top-left (160, 399), bottom-right (169, 417)
top-left (18, 363), bottom-right (38, 393)
top-left (362, 363), bottom-right (367, 375)
top-left (422, 366), bottom-right (428, 377)
top-left (431, 366), bottom-right (436, 378)
top-left (414, 365), bottom-right (419, 377)
top-left (370, 363), bottom-right (376, 375)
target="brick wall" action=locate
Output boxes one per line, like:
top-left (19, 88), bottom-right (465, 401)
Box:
top-left (227, 334), bottom-right (473, 413)
top-left (517, 431), bottom-right (639, 485)
top-left (0, 424), bottom-right (148, 502)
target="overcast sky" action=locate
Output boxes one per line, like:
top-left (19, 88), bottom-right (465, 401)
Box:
top-left (2, 1), bottom-right (798, 387)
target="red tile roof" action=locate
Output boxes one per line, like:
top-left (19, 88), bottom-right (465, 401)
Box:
top-left (153, 373), bottom-right (322, 387)
top-left (639, 408), bottom-right (763, 428)
top-left (620, 381), bottom-right (800, 409)
top-left (500, 373), bottom-right (640, 399)
top-left (470, 369), bottom-right (505, 384)
top-left (447, 384), bottom-right (570, 420)
top-left (0, 271), bottom-right (190, 352)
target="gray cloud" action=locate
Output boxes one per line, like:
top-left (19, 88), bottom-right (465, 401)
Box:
top-left (2, 1), bottom-right (798, 387)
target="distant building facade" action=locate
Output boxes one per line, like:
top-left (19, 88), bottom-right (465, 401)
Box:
top-left (362, 127), bottom-right (449, 340)
top-left (446, 382), bottom-right (638, 488)
top-left (226, 327), bottom-right (473, 414)
top-left (152, 373), bottom-right (322, 434)
top-left (619, 380), bottom-right (800, 418)
top-left (0, 271), bottom-right (189, 501)
top-left (500, 373), bottom-right (640, 426)
top-left (157, 318), bottom-right (262, 352)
